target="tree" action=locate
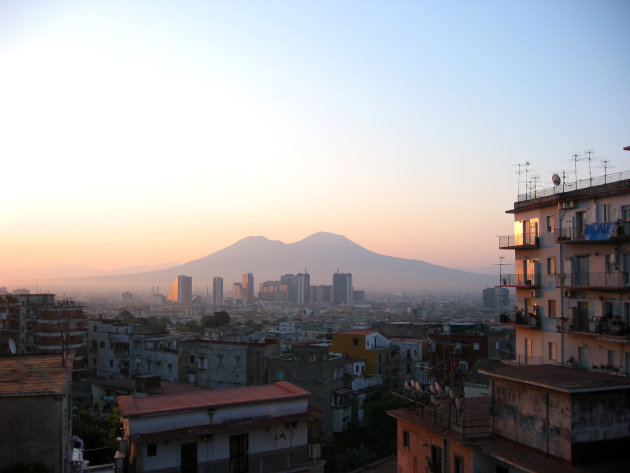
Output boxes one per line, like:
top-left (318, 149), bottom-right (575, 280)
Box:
top-left (72, 408), bottom-right (122, 465)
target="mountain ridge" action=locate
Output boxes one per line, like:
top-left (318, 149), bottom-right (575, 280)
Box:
top-left (1, 232), bottom-right (496, 294)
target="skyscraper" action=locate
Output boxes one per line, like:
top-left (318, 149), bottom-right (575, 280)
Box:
top-left (297, 272), bottom-right (310, 304)
top-left (333, 272), bottom-right (352, 305)
top-left (242, 272), bottom-right (254, 304)
top-left (167, 275), bottom-right (192, 304)
top-left (212, 276), bottom-right (223, 306)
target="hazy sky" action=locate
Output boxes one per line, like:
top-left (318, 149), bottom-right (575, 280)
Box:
top-left (1, 0), bottom-right (629, 278)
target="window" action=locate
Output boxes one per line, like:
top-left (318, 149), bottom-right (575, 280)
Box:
top-left (402, 431), bottom-right (410, 450)
top-left (276, 369), bottom-right (285, 381)
top-left (147, 443), bottom-right (157, 457)
top-left (454, 456), bottom-right (463, 473)
top-left (546, 215), bottom-right (555, 233)
top-left (608, 350), bottom-right (615, 366)
top-left (548, 299), bottom-right (556, 318)
top-left (235, 356), bottom-right (241, 369)
top-left (230, 434), bottom-right (248, 473)
top-left (547, 257), bottom-right (555, 275)
top-left (352, 338), bottom-right (359, 346)
top-left (430, 445), bottom-right (443, 473)
top-left (217, 354), bottom-right (224, 368)
top-left (189, 355), bottom-right (195, 366)
top-left (605, 254), bottom-right (615, 274)
top-left (473, 343), bottom-right (480, 351)
top-left (548, 342), bottom-right (557, 361)
top-left (93, 325), bottom-right (97, 332)
top-left (309, 354), bottom-right (316, 362)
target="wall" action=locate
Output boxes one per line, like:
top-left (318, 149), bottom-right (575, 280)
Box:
top-left (492, 378), bottom-right (572, 461)
top-left (0, 395), bottom-right (68, 473)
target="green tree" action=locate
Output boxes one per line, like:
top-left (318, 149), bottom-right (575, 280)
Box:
top-left (72, 408), bottom-right (122, 465)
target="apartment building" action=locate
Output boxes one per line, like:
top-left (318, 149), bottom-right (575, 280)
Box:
top-left (389, 364), bottom-right (630, 472)
top-left (498, 171), bottom-right (630, 374)
top-left (329, 329), bottom-right (400, 387)
top-left (117, 381), bottom-right (325, 473)
top-left (0, 294), bottom-right (87, 375)
top-left (178, 338), bottom-right (279, 388)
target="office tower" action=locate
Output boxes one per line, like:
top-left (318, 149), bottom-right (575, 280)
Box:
top-left (243, 272), bottom-right (254, 304)
top-left (483, 286), bottom-right (509, 311)
top-left (297, 272), bottom-right (310, 304)
top-left (280, 274), bottom-right (298, 302)
top-left (213, 276), bottom-right (224, 306)
top-left (232, 283), bottom-right (243, 300)
top-left (333, 272), bottom-right (353, 305)
top-left (167, 275), bottom-right (192, 304)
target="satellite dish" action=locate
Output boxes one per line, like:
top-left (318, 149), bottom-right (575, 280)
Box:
top-left (430, 394), bottom-right (437, 406)
top-left (414, 381), bottom-right (421, 392)
top-left (449, 389), bottom-right (456, 400)
top-left (8, 338), bottom-right (16, 355)
top-left (429, 384), bottom-right (436, 394)
top-left (404, 381), bottom-right (411, 392)
top-left (435, 381), bottom-right (442, 394)
top-left (552, 173), bottom-right (561, 186)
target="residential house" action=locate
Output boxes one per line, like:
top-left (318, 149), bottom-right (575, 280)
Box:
top-left (117, 381), bottom-right (325, 473)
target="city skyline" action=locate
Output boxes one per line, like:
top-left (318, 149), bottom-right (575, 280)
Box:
top-left (1, 1), bottom-right (628, 278)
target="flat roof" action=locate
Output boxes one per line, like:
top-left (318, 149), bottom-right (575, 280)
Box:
top-left (0, 355), bottom-right (72, 396)
top-left (119, 381), bottom-right (311, 418)
top-left (479, 364), bottom-right (630, 393)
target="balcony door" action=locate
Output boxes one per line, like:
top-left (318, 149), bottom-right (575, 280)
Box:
top-left (181, 442), bottom-right (197, 473)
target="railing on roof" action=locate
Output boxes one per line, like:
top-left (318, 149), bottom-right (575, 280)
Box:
top-left (517, 170), bottom-right (630, 202)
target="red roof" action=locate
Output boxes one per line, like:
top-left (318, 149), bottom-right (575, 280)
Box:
top-left (119, 381), bottom-right (311, 418)
top-left (129, 405), bottom-right (325, 443)
top-left (0, 355), bottom-right (73, 396)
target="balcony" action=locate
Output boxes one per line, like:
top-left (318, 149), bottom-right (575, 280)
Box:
top-left (499, 273), bottom-right (540, 288)
top-left (556, 222), bottom-right (630, 244)
top-left (500, 311), bottom-right (540, 329)
top-left (498, 234), bottom-right (539, 250)
top-left (557, 315), bottom-right (630, 338)
top-left (556, 272), bottom-right (630, 290)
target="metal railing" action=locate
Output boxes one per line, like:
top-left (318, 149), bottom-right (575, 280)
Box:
top-left (499, 274), bottom-right (540, 287)
top-left (556, 272), bottom-right (630, 288)
top-left (500, 312), bottom-right (540, 328)
top-left (556, 223), bottom-right (630, 242)
top-left (498, 234), bottom-right (539, 249)
top-left (517, 170), bottom-right (630, 202)
top-left (404, 404), bottom-right (492, 440)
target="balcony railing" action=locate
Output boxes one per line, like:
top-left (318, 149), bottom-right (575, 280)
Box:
top-left (500, 311), bottom-right (540, 329)
top-left (499, 274), bottom-right (540, 288)
top-left (498, 234), bottom-right (539, 249)
top-left (556, 222), bottom-right (630, 243)
top-left (556, 272), bottom-right (630, 289)
top-left (557, 316), bottom-right (630, 337)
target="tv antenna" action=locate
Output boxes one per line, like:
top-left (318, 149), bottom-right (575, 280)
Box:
top-left (584, 149), bottom-right (595, 185)
top-left (601, 160), bottom-right (613, 184)
top-left (569, 153), bottom-right (584, 188)
top-left (511, 162), bottom-right (530, 198)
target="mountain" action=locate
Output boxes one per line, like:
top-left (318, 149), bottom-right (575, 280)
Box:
top-left (34, 232), bottom-right (496, 294)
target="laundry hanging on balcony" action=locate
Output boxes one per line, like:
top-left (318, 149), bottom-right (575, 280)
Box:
top-left (584, 222), bottom-right (615, 240)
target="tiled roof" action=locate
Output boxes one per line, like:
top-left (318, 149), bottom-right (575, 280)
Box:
top-left (0, 355), bottom-right (72, 396)
top-left (119, 381), bottom-right (311, 418)
top-left (479, 364), bottom-right (630, 393)
top-left (129, 405), bottom-right (325, 443)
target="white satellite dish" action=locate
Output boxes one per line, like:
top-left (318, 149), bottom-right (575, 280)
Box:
top-left (429, 384), bottom-right (436, 394)
top-left (552, 173), bottom-right (561, 186)
top-left (8, 338), bottom-right (16, 355)
top-left (414, 381), bottom-right (421, 392)
top-left (448, 389), bottom-right (456, 400)
top-left (404, 381), bottom-right (411, 392)
top-left (435, 381), bottom-right (442, 395)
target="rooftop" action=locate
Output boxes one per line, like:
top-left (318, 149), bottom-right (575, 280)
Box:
top-left (0, 355), bottom-right (72, 396)
top-left (479, 364), bottom-right (630, 393)
top-left (119, 381), bottom-right (311, 418)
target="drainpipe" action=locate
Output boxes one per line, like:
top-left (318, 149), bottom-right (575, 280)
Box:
top-left (545, 393), bottom-right (550, 457)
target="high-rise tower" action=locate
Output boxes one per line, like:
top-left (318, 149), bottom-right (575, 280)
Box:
top-left (212, 276), bottom-right (223, 306)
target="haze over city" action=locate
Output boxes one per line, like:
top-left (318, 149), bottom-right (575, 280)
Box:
top-left (1, 1), bottom-right (628, 283)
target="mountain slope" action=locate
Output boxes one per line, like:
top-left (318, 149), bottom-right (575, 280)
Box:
top-left (69, 232), bottom-right (495, 294)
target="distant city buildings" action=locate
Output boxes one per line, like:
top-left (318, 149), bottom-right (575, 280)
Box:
top-left (482, 286), bottom-right (509, 311)
top-left (166, 275), bottom-right (192, 304)
top-left (333, 272), bottom-right (353, 305)
top-left (242, 272), bottom-right (254, 304)
top-left (212, 276), bottom-right (223, 306)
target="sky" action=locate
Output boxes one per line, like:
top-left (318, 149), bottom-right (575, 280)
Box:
top-left (1, 0), bottom-right (629, 280)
